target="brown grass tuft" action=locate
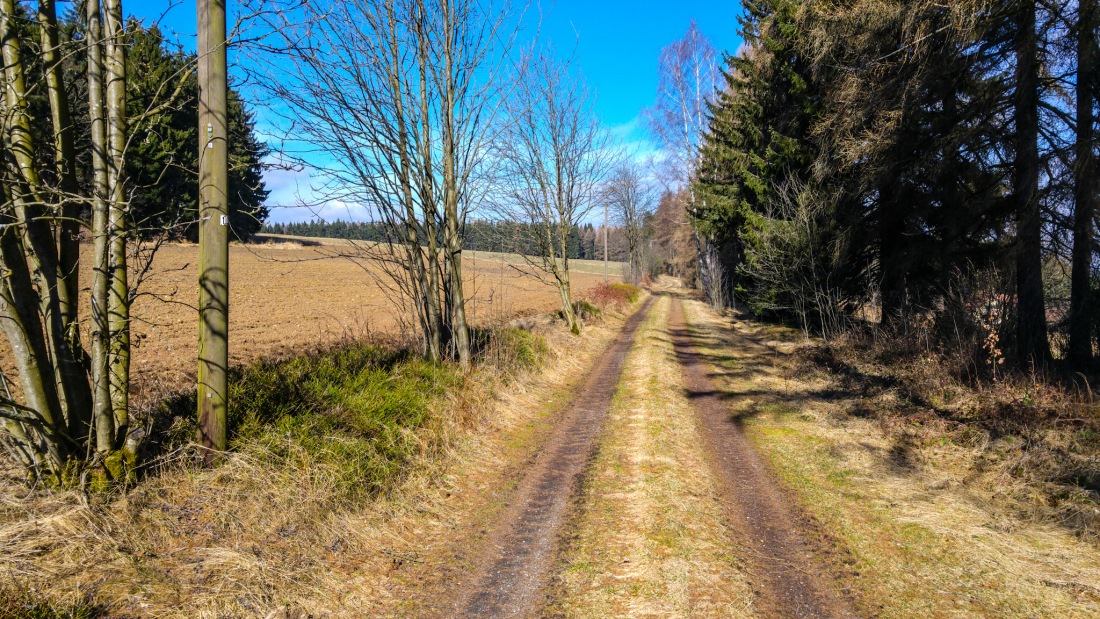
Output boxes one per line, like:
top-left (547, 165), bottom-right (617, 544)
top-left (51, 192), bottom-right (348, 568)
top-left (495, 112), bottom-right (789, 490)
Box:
top-left (796, 331), bottom-right (1100, 538)
top-left (680, 297), bottom-right (1100, 618)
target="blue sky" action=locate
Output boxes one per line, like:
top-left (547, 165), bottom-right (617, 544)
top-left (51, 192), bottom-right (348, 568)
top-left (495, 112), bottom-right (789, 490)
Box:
top-left (127, 1), bottom-right (744, 222)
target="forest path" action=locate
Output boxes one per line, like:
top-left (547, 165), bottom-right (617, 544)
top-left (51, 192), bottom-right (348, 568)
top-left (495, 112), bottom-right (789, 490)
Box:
top-left (668, 294), bottom-right (857, 618)
top-left (446, 295), bottom-right (656, 617)
top-left (541, 291), bottom-right (856, 618)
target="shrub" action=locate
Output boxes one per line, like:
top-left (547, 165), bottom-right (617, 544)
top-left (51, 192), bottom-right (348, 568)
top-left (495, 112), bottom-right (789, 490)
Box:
top-left (472, 326), bottom-right (549, 372)
top-left (584, 282), bottom-right (642, 310)
top-left (573, 299), bottom-right (602, 321)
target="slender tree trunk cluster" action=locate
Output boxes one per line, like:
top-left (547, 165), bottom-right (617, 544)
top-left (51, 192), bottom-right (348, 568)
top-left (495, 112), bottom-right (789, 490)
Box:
top-left (0, 0), bottom-right (132, 481)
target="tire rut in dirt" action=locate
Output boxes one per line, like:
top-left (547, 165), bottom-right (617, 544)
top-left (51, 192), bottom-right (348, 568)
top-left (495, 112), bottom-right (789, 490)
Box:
top-left (669, 295), bottom-right (857, 619)
top-left (452, 296), bottom-right (656, 618)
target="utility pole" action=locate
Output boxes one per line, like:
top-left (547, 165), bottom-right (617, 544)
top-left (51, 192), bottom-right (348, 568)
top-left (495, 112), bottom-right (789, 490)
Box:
top-left (603, 202), bottom-right (608, 283)
top-left (197, 0), bottom-right (229, 462)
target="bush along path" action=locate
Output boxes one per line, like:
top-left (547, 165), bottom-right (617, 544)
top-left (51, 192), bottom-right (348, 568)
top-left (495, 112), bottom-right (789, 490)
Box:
top-left (447, 295), bottom-right (656, 617)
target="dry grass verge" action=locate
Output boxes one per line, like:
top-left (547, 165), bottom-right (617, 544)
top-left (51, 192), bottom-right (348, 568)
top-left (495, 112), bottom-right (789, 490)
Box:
top-left (0, 297), bottom-right (641, 618)
top-left (681, 297), bottom-right (1100, 618)
top-left (546, 294), bottom-right (756, 618)
top-left (798, 328), bottom-right (1100, 537)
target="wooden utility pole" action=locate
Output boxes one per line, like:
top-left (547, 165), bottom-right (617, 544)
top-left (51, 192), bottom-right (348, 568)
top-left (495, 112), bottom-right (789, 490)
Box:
top-left (603, 203), bottom-right (609, 282)
top-left (197, 0), bottom-right (229, 461)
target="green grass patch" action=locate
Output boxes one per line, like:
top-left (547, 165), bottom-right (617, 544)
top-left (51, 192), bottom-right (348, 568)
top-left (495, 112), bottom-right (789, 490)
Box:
top-left (752, 402), bottom-right (802, 418)
top-left (227, 343), bottom-right (463, 499)
top-left (156, 328), bottom-right (547, 502)
top-left (574, 299), bottom-right (602, 320)
top-left (471, 326), bottom-right (549, 371)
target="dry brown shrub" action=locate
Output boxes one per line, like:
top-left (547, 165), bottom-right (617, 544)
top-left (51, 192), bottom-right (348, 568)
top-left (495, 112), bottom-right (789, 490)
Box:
top-left (582, 282), bottom-right (643, 312)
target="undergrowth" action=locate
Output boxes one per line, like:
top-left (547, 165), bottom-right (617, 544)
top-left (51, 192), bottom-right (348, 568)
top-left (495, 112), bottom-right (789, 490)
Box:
top-left (583, 283), bottom-right (642, 310)
top-left (0, 323), bottom-right (553, 616)
top-left (151, 326), bottom-right (548, 502)
top-left (797, 332), bottom-right (1100, 538)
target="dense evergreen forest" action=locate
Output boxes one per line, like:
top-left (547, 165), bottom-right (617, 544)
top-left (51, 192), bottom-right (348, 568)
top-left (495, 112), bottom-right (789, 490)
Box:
top-left (25, 9), bottom-right (270, 241)
top-left (695, 0), bottom-right (1099, 374)
top-left (263, 219), bottom-right (633, 262)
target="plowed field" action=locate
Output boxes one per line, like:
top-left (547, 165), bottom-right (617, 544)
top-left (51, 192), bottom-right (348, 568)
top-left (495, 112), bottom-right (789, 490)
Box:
top-left (1, 239), bottom-right (621, 404)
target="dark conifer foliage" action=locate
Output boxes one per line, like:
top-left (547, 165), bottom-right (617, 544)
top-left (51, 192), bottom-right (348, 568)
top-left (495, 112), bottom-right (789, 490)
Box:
top-left (695, 0), bottom-right (1100, 371)
top-left (50, 18), bottom-right (270, 241)
top-left (263, 220), bottom-right (630, 262)
top-left (123, 23), bottom-right (270, 241)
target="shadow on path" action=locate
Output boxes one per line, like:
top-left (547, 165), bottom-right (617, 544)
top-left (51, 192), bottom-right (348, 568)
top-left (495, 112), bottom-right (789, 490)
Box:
top-left (669, 293), bottom-right (858, 619)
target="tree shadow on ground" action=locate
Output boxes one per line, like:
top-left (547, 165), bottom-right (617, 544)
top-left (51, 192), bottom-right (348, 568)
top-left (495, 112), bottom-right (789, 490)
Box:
top-left (664, 290), bottom-right (924, 475)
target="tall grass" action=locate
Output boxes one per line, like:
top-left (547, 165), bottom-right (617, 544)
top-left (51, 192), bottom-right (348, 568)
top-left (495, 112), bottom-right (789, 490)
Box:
top-left (0, 588), bottom-right (103, 619)
top-left (0, 323), bottom-right (554, 617)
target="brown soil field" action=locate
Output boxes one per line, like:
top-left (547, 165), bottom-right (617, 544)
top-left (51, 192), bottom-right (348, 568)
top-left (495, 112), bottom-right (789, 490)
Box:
top-left (1, 240), bottom-right (619, 405)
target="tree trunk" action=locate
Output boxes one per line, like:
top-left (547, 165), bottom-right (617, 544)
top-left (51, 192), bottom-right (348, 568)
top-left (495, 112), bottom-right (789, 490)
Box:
top-left (37, 0), bottom-right (80, 333)
top-left (1013, 0), bottom-right (1051, 370)
top-left (442, 121), bottom-right (470, 366)
top-left (1069, 0), bottom-right (1097, 369)
top-left (0, 230), bottom-right (66, 470)
top-left (104, 0), bottom-right (131, 443)
top-left (556, 224), bottom-right (579, 334)
top-left (86, 0), bottom-right (114, 453)
top-left (878, 182), bottom-right (906, 326)
top-left (38, 0), bottom-right (92, 445)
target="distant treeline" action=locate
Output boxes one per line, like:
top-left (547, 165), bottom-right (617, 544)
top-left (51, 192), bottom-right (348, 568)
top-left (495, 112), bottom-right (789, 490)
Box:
top-left (262, 219), bottom-right (631, 261)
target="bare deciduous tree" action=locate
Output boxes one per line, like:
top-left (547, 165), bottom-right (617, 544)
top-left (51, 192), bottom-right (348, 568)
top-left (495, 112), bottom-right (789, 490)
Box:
top-left (250, 0), bottom-right (520, 366)
top-left (605, 163), bottom-right (654, 284)
top-left (644, 20), bottom-right (720, 301)
top-left (492, 48), bottom-right (615, 334)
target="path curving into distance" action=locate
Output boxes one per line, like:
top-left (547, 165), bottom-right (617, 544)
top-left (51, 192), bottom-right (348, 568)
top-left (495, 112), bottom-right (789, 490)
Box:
top-left (451, 296), bottom-right (656, 618)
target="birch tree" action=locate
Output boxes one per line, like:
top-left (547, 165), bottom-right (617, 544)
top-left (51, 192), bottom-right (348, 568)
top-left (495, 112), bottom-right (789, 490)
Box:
top-left (644, 21), bottom-right (719, 300)
top-left (493, 48), bottom-right (615, 333)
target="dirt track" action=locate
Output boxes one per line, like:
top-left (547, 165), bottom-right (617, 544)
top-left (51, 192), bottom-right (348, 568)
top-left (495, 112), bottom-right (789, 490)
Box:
top-left (669, 295), bottom-right (855, 618)
top-left (448, 296), bottom-right (655, 618)
top-left (444, 292), bottom-right (857, 618)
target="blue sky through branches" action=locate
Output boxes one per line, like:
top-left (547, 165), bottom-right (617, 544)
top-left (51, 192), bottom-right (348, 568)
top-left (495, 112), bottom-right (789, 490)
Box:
top-left (127, 1), bottom-right (743, 222)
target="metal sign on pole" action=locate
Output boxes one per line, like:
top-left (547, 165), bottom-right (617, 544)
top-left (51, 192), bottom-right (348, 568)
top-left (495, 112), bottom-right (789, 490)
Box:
top-left (197, 0), bottom-right (229, 463)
